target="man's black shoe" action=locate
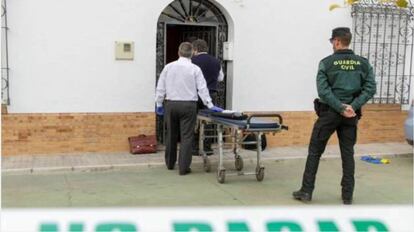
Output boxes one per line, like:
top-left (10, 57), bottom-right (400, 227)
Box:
top-left (179, 168), bottom-right (192, 175)
top-left (292, 190), bottom-right (312, 202)
top-left (192, 149), bottom-right (214, 156)
top-left (205, 148), bottom-right (214, 156)
top-left (343, 199), bottom-right (353, 205)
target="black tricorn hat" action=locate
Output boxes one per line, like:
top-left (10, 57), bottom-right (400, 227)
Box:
top-left (330, 27), bottom-right (352, 40)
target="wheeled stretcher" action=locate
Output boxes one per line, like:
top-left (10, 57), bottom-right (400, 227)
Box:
top-left (197, 110), bottom-right (288, 183)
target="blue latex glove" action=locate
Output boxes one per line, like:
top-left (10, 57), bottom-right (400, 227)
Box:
top-left (360, 155), bottom-right (381, 164)
top-left (156, 106), bottom-right (164, 116)
top-left (210, 106), bottom-right (224, 112)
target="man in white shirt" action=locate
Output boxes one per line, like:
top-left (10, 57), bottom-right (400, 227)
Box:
top-left (155, 42), bottom-right (223, 175)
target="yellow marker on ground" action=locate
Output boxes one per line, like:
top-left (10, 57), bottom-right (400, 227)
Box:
top-left (380, 159), bottom-right (390, 164)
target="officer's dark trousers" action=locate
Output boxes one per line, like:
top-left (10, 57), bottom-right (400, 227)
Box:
top-left (165, 101), bottom-right (197, 173)
top-left (301, 108), bottom-right (358, 200)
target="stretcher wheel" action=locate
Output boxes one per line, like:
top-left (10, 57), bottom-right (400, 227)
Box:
top-left (203, 157), bottom-right (211, 172)
top-left (256, 166), bottom-right (265, 182)
top-left (235, 156), bottom-right (244, 171)
top-left (217, 169), bottom-right (226, 184)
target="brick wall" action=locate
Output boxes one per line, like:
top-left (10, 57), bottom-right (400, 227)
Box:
top-left (266, 104), bottom-right (407, 147)
top-left (2, 113), bottom-right (155, 156)
top-left (1, 104), bottom-right (407, 156)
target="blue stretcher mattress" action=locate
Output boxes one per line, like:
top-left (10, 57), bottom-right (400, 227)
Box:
top-left (198, 109), bottom-right (280, 129)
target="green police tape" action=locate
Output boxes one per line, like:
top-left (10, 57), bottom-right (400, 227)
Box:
top-left (40, 220), bottom-right (389, 232)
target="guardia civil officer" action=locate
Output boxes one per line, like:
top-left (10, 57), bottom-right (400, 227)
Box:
top-left (293, 27), bottom-right (376, 204)
top-left (155, 42), bottom-right (223, 175)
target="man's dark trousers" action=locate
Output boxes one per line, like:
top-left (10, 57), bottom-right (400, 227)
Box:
top-left (194, 91), bottom-right (218, 154)
top-left (301, 107), bottom-right (358, 200)
top-left (165, 101), bottom-right (197, 173)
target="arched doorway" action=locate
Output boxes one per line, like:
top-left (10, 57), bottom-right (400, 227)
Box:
top-left (156, 0), bottom-right (229, 143)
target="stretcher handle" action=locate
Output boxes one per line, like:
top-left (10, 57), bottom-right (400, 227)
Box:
top-left (246, 114), bottom-right (288, 130)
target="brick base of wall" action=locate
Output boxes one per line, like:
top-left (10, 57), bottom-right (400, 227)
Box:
top-left (266, 104), bottom-right (407, 147)
top-left (1, 105), bottom-right (407, 156)
top-left (2, 112), bottom-right (155, 156)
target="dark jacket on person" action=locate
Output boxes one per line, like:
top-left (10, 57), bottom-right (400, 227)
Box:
top-left (317, 49), bottom-right (376, 113)
top-left (192, 53), bottom-right (221, 92)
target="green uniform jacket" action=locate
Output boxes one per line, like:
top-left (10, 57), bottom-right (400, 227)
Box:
top-left (317, 49), bottom-right (377, 113)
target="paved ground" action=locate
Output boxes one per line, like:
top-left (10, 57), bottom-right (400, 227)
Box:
top-left (2, 143), bottom-right (413, 207)
top-left (2, 142), bottom-right (412, 173)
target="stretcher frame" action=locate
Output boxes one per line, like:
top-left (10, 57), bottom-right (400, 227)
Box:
top-left (197, 113), bottom-right (288, 183)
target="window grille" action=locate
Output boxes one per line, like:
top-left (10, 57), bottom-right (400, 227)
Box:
top-left (351, 0), bottom-right (414, 104)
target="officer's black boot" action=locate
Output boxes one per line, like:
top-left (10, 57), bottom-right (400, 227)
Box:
top-left (295, 153), bottom-right (321, 203)
top-left (340, 150), bottom-right (355, 205)
top-left (292, 190), bottom-right (312, 202)
top-left (342, 189), bottom-right (353, 205)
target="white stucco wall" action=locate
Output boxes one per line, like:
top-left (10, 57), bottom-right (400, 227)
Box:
top-left (7, 0), bottom-right (354, 113)
top-left (7, 0), bottom-right (170, 113)
top-left (223, 0), bottom-right (352, 111)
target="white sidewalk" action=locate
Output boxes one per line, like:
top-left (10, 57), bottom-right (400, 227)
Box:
top-left (2, 142), bottom-right (412, 174)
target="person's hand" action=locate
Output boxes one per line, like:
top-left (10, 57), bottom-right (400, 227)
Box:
top-left (210, 106), bottom-right (224, 112)
top-left (156, 106), bottom-right (164, 116)
top-left (341, 104), bottom-right (356, 118)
